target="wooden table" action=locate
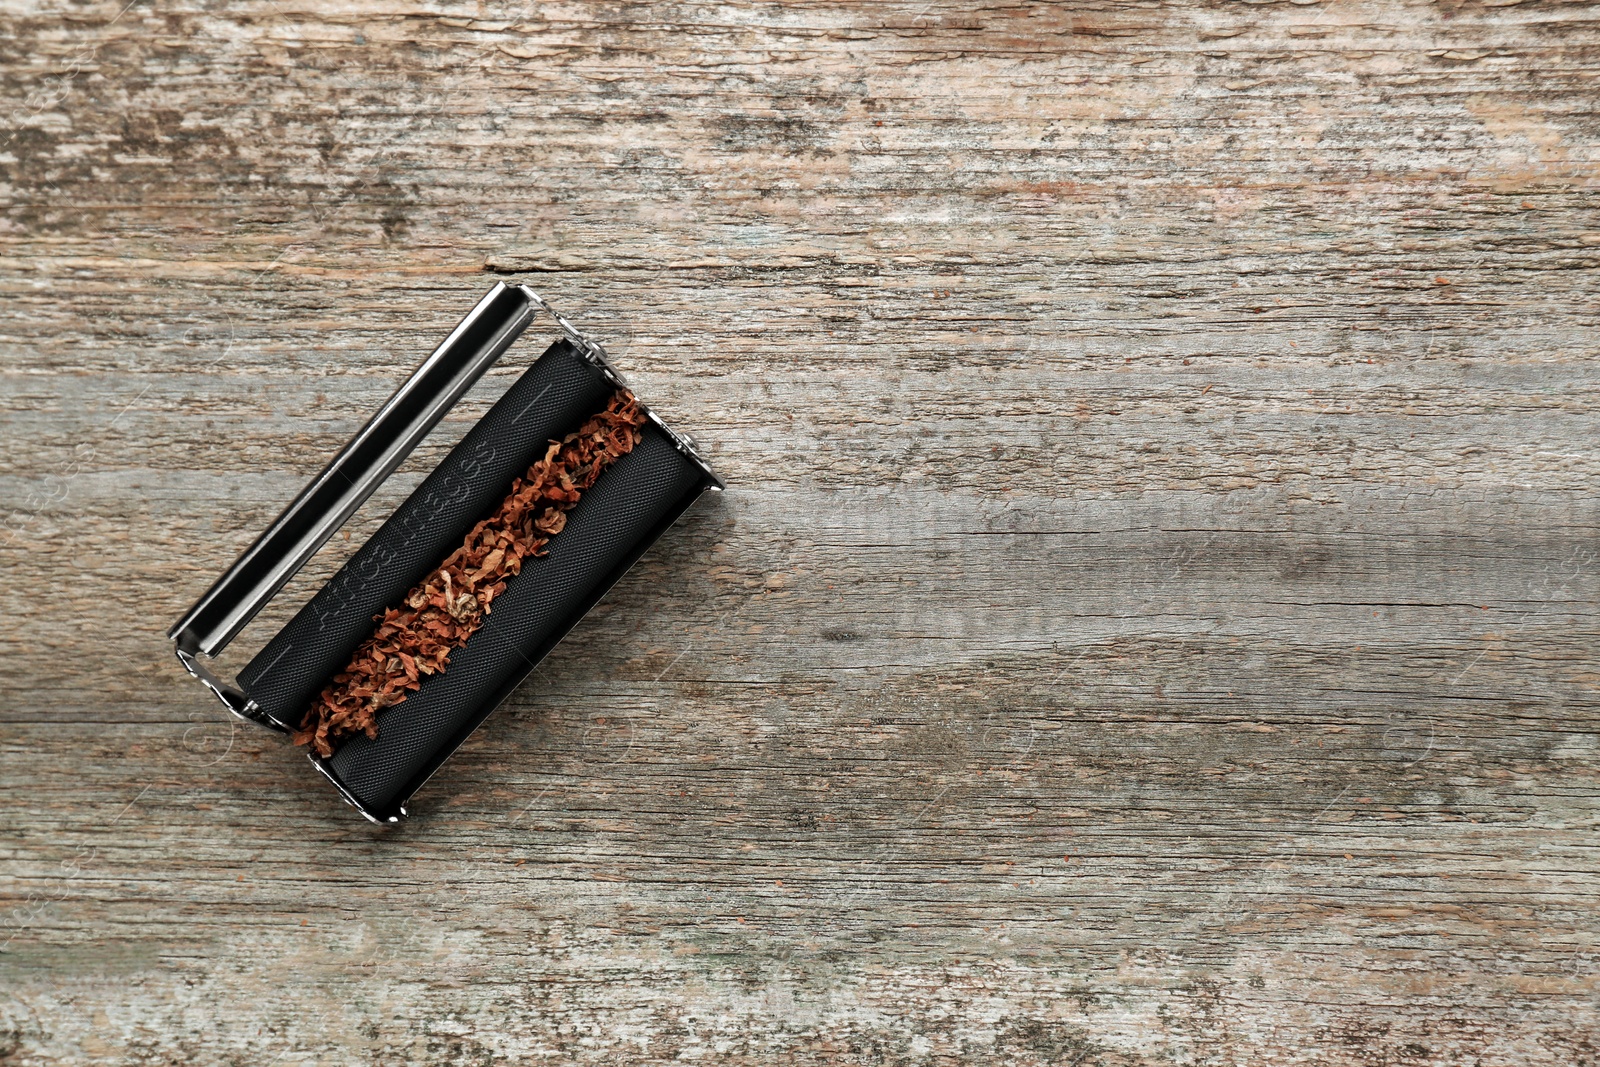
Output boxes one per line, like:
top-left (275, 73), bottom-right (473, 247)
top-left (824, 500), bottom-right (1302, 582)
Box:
top-left (3, 1), bottom-right (1597, 1062)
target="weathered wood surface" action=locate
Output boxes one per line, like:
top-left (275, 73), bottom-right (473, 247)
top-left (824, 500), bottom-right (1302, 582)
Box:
top-left (3, 0), bottom-right (1599, 1063)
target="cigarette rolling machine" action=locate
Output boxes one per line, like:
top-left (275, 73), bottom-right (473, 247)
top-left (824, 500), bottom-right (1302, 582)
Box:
top-left (168, 284), bottom-right (722, 823)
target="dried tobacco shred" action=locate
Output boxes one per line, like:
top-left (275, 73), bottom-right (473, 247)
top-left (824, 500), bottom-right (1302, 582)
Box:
top-left (292, 389), bottom-right (649, 757)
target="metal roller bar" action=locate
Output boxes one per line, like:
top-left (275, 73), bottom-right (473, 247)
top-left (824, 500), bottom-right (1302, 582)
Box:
top-left (168, 283), bottom-right (537, 660)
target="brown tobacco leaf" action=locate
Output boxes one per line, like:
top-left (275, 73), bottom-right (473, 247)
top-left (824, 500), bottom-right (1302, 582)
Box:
top-left (292, 389), bottom-right (649, 758)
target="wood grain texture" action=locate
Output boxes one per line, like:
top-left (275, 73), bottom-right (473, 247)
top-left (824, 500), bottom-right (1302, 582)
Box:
top-left (2, 0), bottom-right (1598, 1063)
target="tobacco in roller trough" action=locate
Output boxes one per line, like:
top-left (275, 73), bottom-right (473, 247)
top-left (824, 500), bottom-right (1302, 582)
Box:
top-left (168, 284), bottom-right (723, 823)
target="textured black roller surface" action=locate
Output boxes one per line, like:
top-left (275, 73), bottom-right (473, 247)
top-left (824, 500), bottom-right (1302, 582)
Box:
top-left (238, 340), bottom-right (613, 729)
top-left (324, 427), bottom-right (707, 816)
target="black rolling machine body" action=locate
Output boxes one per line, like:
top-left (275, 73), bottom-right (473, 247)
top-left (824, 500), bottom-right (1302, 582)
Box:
top-left (168, 284), bottom-right (722, 823)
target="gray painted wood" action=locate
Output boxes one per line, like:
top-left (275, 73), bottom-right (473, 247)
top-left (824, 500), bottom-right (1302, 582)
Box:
top-left (2, 0), bottom-right (1598, 1063)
